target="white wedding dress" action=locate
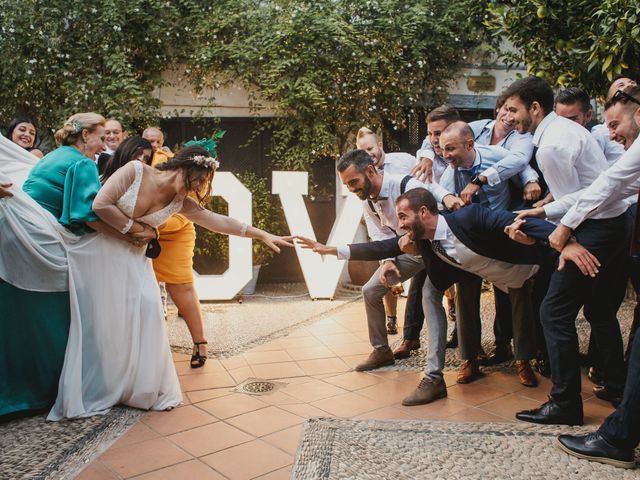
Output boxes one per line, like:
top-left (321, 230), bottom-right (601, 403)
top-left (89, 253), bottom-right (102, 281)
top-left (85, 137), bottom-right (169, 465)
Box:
top-left (0, 135), bottom-right (182, 420)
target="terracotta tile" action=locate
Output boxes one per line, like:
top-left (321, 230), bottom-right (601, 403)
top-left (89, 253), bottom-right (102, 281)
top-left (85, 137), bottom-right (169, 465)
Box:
top-left (283, 378), bottom-right (348, 402)
top-left (311, 392), bottom-right (385, 417)
top-left (243, 350), bottom-right (293, 365)
top-left (355, 406), bottom-right (418, 420)
top-left (477, 393), bottom-right (541, 421)
top-left (201, 439), bottom-right (292, 480)
top-left (398, 397), bottom-right (469, 420)
top-left (306, 323), bottom-right (350, 336)
top-left (261, 424), bottom-right (304, 455)
top-left (168, 421), bottom-right (254, 457)
top-left (351, 330), bottom-right (374, 342)
top-left (133, 459), bottom-right (227, 479)
top-left (187, 388), bottom-right (233, 404)
top-left (322, 371), bottom-right (385, 391)
top-left (110, 422), bottom-right (159, 449)
top-left (100, 437), bottom-right (191, 478)
top-left (514, 383), bottom-right (554, 404)
top-left (172, 352), bottom-right (191, 362)
top-left (285, 345), bottom-right (336, 361)
top-left (198, 393), bottom-right (268, 419)
top-left (254, 390), bottom-right (300, 406)
top-left (279, 403), bottom-right (334, 418)
top-left (368, 370), bottom-right (413, 381)
top-left (219, 356), bottom-right (248, 370)
top-left (328, 341), bottom-right (376, 356)
top-left (475, 371), bottom-right (527, 393)
top-left (254, 465), bottom-right (293, 480)
top-left (142, 405), bottom-right (217, 435)
top-left (174, 359), bottom-right (227, 376)
top-left (318, 331), bottom-right (365, 346)
top-left (248, 340), bottom-right (285, 352)
top-left (296, 358), bottom-right (351, 376)
top-left (228, 366), bottom-right (255, 384)
top-left (339, 354), bottom-right (370, 368)
top-left (446, 383), bottom-right (511, 407)
top-left (583, 397), bottom-right (616, 426)
top-left (446, 407), bottom-right (515, 423)
top-left (396, 371), bottom-right (430, 386)
top-left (226, 406), bottom-right (304, 437)
top-left (179, 371), bottom-right (236, 392)
top-left (76, 460), bottom-right (121, 480)
top-left (251, 362), bottom-right (306, 379)
top-left (355, 380), bottom-right (415, 406)
top-left (277, 336), bottom-right (325, 350)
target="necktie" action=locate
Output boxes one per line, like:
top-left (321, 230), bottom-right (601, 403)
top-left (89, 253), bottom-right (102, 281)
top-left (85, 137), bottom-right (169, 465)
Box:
top-left (453, 165), bottom-right (481, 204)
top-left (431, 240), bottom-right (460, 265)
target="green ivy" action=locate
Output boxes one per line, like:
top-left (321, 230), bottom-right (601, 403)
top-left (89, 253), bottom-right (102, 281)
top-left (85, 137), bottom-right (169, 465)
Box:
top-left (486, 1), bottom-right (640, 95)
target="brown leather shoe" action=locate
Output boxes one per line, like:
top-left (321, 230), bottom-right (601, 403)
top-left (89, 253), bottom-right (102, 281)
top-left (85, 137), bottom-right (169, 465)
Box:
top-left (402, 377), bottom-right (447, 406)
top-left (516, 360), bottom-right (538, 387)
top-left (393, 339), bottom-right (421, 359)
top-left (457, 359), bottom-right (481, 384)
top-left (355, 347), bottom-right (395, 371)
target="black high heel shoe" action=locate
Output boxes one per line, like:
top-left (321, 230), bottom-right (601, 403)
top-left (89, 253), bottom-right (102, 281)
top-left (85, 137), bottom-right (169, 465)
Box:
top-left (191, 341), bottom-right (208, 368)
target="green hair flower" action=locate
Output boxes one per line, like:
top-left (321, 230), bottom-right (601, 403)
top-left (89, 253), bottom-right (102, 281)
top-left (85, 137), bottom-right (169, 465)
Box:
top-left (184, 131), bottom-right (225, 158)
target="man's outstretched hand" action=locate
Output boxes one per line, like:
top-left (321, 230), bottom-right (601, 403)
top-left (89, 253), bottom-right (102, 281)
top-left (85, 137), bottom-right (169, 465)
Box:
top-left (294, 236), bottom-right (338, 256)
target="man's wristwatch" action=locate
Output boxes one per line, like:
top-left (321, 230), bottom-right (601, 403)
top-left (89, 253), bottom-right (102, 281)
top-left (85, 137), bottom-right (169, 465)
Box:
top-left (470, 175), bottom-right (485, 186)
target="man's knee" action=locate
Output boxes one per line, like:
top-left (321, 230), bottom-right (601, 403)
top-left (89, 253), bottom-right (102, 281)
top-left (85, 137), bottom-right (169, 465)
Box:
top-left (363, 273), bottom-right (387, 301)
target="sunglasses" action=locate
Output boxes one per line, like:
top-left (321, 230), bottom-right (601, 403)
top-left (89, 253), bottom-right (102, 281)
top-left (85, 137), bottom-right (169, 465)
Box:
top-left (612, 89), bottom-right (640, 107)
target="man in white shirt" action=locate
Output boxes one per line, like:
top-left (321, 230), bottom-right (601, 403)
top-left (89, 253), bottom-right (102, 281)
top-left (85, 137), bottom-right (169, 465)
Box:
top-left (412, 105), bottom-right (460, 184)
top-left (96, 118), bottom-right (127, 174)
top-left (555, 87), bottom-right (625, 165)
top-left (356, 127), bottom-right (418, 336)
top-left (503, 76), bottom-right (628, 426)
top-left (332, 149), bottom-right (457, 373)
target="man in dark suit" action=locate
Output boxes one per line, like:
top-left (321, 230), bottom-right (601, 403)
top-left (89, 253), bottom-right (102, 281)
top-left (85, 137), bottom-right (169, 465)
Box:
top-left (297, 189), bottom-right (597, 406)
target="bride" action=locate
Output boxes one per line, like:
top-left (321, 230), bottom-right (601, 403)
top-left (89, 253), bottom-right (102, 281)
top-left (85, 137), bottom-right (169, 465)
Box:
top-left (0, 116), bottom-right (292, 420)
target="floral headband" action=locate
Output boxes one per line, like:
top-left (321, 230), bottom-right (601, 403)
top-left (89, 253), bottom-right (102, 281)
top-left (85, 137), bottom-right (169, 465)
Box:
top-left (191, 155), bottom-right (220, 170)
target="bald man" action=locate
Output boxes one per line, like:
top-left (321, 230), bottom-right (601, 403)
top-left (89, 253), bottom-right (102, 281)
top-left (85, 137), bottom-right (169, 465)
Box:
top-left (142, 127), bottom-right (173, 165)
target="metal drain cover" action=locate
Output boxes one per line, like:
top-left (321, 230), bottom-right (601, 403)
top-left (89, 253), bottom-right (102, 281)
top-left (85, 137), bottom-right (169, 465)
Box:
top-left (232, 377), bottom-right (286, 396)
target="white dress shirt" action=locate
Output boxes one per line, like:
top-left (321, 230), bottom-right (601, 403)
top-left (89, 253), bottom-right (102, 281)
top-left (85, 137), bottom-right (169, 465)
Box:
top-left (591, 123), bottom-right (625, 165)
top-left (534, 112), bottom-right (616, 221)
top-left (561, 136), bottom-right (640, 229)
top-left (382, 152), bottom-right (418, 175)
top-left (433, 216), bottom-right (538, 292)
top-left (336, 173), bottom-right (448, 259)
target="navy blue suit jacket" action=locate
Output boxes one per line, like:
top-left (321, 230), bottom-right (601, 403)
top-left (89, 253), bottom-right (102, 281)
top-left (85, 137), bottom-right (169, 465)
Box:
top-left (348, 204), bottom-right (556, 291)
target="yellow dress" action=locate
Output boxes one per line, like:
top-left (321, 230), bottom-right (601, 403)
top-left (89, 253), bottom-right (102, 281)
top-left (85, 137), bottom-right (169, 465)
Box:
top-left (151, 150), bottom-right (196, 284)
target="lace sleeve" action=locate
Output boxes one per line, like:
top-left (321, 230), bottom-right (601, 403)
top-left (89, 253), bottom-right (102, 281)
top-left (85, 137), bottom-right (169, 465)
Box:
top-left (179, 197), bottom-right (245, 236)
top-left (92, 162), bottom-right (138, 233)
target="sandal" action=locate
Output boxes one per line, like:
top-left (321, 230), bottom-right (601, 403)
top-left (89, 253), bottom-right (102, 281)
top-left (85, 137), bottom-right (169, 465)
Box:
top-left (191, 341), bottom-right (208, 368)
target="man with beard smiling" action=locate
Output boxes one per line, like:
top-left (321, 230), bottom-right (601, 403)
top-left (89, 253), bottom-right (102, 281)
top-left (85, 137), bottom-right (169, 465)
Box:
top-left (504, 76), bottom-right (630, 426)
top-left (296, 188), bottom-right (596, 405)
top-left (330, 149), bottom-right (457, 372)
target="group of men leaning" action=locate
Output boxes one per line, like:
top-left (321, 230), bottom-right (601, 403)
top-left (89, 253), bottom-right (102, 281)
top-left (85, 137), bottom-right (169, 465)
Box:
top-left (298, 75), bottom-right (640, 468)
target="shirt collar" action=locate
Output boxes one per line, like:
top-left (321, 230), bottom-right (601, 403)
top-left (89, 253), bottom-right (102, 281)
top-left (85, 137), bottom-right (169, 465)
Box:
top-left (372, 172), bottom-right (390, 200)
top-left (458, 148), bottom-right (481, 172)
top-left (433, 215), bottom-right (449, 241)
top-left (532, 111), bottom-right (557, 146)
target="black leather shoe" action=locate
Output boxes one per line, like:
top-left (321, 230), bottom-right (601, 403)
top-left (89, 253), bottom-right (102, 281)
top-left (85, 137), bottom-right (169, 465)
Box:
top-left (445, 327), bottom-right (458, 349)
top-left (593, 386), bottom-right (623, 408)
top-left (515, 399), bottom-right (583, 426)
top-left (479, 344), bottom-right (513, 366)
top-left (557, 432), bottom-right (635, 469)
top-left (587, 367), bottom-right (604, 386)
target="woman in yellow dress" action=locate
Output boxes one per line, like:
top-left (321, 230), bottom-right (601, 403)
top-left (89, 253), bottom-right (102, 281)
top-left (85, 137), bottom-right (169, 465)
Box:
top-left (151, 139), bottom-right (211, 368)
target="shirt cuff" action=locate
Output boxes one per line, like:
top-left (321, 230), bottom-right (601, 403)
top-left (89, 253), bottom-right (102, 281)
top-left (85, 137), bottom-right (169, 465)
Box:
top-left (416, 150), bottom-right (434, 160)
top-left (560, 208), bottom-right (586, 230)
top-left (120, 219), bottom-right (134, 234)
top-left (543, 201), bottom-right (566, 221)
top-left (481, 167), bottom-right (501, 186)
top-left (336, 245), bottom-right (351, 260)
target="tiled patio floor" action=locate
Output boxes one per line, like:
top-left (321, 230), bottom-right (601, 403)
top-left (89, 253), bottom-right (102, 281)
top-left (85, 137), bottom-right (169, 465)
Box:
top-left (77, 300), bottom-right (614, 480)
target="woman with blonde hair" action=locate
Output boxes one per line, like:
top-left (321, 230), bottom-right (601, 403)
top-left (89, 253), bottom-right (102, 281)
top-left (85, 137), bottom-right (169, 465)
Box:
top-left (1, 113), bottom-right (151, 418)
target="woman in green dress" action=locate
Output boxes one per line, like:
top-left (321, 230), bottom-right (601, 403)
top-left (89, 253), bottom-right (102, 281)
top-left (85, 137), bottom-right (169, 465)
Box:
top-left (0, 113), bottom-right (145, 418)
